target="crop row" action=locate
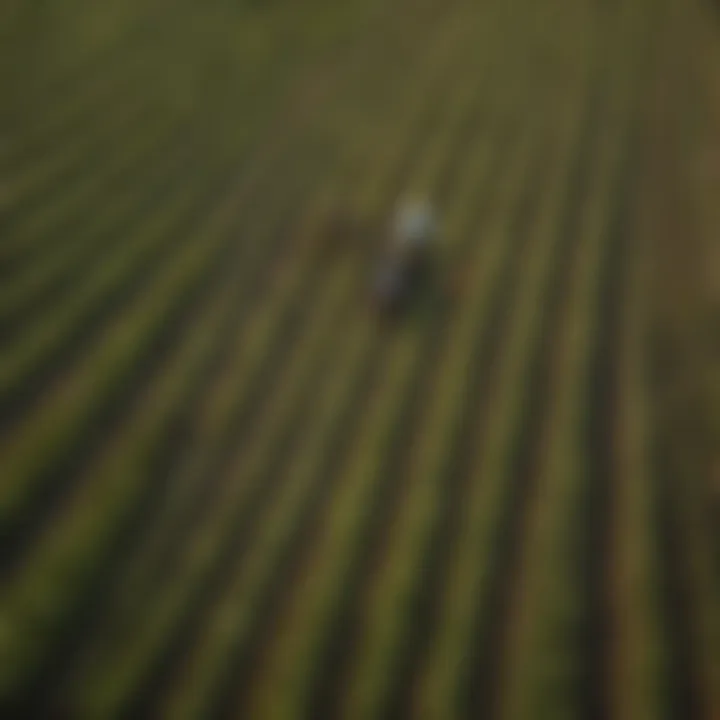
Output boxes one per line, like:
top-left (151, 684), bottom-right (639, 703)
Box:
top-left (0, 0), bottom-right (400, 280)
top-left (487, 4), bottom-right (673, 720)
top-left (2, 0), bottom-right (712, 718)
top-left (0, 0), bottom-right (414, 560)
top-left (171, 89), bottom-right (533, 720)
top-left (237, 18), bottom-right (557, 720)
top-left (0, 53), bottom-right (347, 673)
top-left (0, 0), bottom-right (496, 708)
top-left (1, 0), bottom-right (478, 596)
top-left (62, 6), bottom-right (514, 716)
top-left (74, 0), bottom-right (492, 662)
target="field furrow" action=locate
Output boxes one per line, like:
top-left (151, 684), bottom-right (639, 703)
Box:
top-left (0, 79), bottom-right (350, 564)
top-left (0, 135), bottom-right (335, 640)
top-left (0, 128), bottom-right (198, 347)
top-left (610, 98), bottom-right (670, 720)
top-left (0, 0), bottom-right (712, 718)
top-left (234, 44), bottom-right (542, 720)
top-left (57, 0), bottom-right (478, 668)
top-left (488, 9), bottom-right (654, 718)
top-left (60, 9), bottom-right (512, 716)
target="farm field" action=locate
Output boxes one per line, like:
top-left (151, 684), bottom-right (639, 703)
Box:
top-left (1, 0), bottom-right (719, 718)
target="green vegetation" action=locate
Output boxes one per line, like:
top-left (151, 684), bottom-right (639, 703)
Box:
top-left (0, 0), bottom-right (718, 717)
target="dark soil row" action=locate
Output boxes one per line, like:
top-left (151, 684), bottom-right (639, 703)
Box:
top-left (276, 86), bottom-right (533, 720)
top-left (0, 103), bottom-right (161, 261)
top-left (0, 101), bottom-right (330, 549)
top-left (575, 136), bottom-right (631, 720)
top-left (17, 9), bottom-right (484, 714)
top-left (0, 123), bottom-right (197, 348)
top-left (456, 71), bottom-right (606, 719)
top-left (652, 441), bottom-right (707, 718)
top-left (0, 174), bottom-right (321, 717)
top-left (0, 156), bottom-right (243, 566)
top-left (64, 0), bottom-right (474, 624)
top-left (199, 36), bottom-right (500, 720)
top-left (381, 120), bottom-right (548, 720)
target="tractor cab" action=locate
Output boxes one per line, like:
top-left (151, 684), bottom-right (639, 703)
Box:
top-left (372, 198), bottom-right (438, 314)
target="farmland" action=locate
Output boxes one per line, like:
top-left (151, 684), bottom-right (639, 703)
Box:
top-left (0, 0), bottom-right (719, 717)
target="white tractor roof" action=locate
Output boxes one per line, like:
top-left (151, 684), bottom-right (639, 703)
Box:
top-left (392, 198), bottom-right (436, 250)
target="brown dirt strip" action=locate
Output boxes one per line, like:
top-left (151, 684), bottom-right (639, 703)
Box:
top-left (28, 11), bottom-right (481, 717)
top-left (0, 0), bottom-right (416, 576)
top-left (211, 46), bottom-right (505, 720)
top-left (0, 127), bottom-right (197, 350)
top-left (304, 118), bottom-right (526, 720)
top-left (61, 0), bottom-right (467, 628)
top-left (127, 55), bottom-right (495, 720)
top-left (462, 76), bottom-right (605, 720)
top-left (641, 1), bottom-right (720, 716)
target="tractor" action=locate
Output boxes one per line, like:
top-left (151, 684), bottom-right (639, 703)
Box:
top-left (371, 197), bottom-right (438, 316)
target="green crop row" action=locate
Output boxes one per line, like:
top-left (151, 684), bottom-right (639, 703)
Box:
top-left (323, 5), bottom-right (572, 708)
top-left (0, 47), bottom-right (314, 340)
top-left (72, 186), bottom-right (350, 719)
top-left (1, 101), bottom-right (159, 245)
top-left (648, 2), bottom-right (720, 714)
top-left (0, 172), bottom-right (200, 382)
top-left (413, 51), bottom-right (592, 718)
top-left (341, 125), bottom-right (544, 720)
top-left (0, 43), bottom-right (347, 509)
top-left (612, 150), bottom-right (669, 720)
top-left (344, 171), bottom-right (518, 709)
top-left (0, 3), bottom-right (328, 274)
top-left (46, 16), bottom-right (466, 696)
top-left (88, 0), bottom-right (464, 607)
top-left (0, 113), bottom-right (197, 316)
top-left (81, 0), bottom-right (486, 646)
top-left (153, 50), bottom-right (529, 720)
top-left (0, 168), bottom-right (220, 406)
top-left (496, 126), bottom-right (624, 720)
top-left (240, 23), bottom-right (527, 720)
top-left (0, 0), bottom-right (367, 218)
top-left (0, 0), bottom-right (448, 696)
top-left (65, 6), bottom-right (497, 714)
top-left (0, 0), bottom-right (697, 717)
top-left (606, 2), bottom-right (674, 718)
top-left (0, 133), bottom-right (329, 699)
top-left (490, 9), bottom-right (652, 718)
top-left (0, 140), bottom-right (315, 526)
top-left (0, 133), bottom-right (194, 334)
